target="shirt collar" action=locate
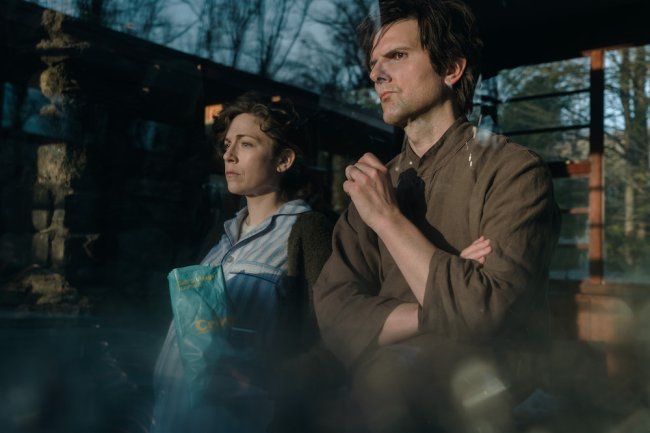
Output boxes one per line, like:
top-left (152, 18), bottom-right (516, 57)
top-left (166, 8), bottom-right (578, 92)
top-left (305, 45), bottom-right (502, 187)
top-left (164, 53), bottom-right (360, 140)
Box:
top-left (224, 199), bottom-right (311, 243)
top-left (397, 117), bottom-right (475, 175)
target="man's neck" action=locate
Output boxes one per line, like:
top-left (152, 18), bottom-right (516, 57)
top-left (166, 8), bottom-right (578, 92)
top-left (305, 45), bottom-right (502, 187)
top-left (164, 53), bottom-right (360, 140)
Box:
top-left (403, 104), bottom-right (458, 157)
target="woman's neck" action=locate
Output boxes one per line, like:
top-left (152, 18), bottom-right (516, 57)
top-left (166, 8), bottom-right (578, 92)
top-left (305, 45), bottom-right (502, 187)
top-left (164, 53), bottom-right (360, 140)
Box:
top-left (244, 192), bottom-right (286, 226)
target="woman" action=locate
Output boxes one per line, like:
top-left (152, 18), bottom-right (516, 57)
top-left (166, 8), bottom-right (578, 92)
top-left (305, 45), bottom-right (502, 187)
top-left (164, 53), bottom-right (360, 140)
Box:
top-left (151, 93), bottom-right (334, 433)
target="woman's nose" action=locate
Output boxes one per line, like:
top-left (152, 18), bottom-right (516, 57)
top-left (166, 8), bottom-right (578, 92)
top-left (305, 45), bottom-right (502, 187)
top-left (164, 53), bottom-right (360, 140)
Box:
top-left (223, 145), bottom-right (236, 161)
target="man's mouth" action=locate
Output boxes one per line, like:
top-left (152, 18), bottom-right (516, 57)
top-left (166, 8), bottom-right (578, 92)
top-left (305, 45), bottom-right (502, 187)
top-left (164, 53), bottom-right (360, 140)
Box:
top-left (379, 91), bottom-right (395, 102)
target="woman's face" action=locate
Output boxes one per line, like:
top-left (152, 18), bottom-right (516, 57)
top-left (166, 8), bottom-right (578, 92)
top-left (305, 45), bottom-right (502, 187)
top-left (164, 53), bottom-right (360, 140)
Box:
top-left (222, 113), bottom-right (282, 197)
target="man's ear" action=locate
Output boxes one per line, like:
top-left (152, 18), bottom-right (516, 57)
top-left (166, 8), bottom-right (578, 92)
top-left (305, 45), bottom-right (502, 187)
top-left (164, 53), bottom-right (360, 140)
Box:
top-left (445, 58), bottom-right (467, 87)
top-left (276, 149), bottom-right (296, 173)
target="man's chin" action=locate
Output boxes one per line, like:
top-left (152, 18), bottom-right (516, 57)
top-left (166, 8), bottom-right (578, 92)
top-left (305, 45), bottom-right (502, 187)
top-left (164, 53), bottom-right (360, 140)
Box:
top-left (382, 112), bottom-right (406, 128)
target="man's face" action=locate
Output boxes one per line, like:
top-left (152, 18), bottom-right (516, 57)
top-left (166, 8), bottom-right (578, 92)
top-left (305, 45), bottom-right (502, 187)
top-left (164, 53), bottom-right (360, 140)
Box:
top-left (369, 19), bottom-right (447, 127)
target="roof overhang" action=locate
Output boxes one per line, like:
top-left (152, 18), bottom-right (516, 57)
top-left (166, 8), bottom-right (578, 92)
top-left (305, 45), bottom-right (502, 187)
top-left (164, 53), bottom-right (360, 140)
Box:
top-left (465, 0), bottom-right (650, 76)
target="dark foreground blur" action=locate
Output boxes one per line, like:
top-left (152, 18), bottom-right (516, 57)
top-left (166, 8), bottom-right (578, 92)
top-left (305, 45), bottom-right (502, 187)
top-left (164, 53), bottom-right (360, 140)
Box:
top-left (0, 313), bottom-right (163, 433)
top-left (2, 312), bottom-right (650, 433)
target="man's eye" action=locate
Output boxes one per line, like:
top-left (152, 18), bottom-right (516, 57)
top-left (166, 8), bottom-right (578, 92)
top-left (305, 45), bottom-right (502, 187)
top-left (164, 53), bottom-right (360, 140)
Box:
top-left (394, 52), bottom-right (405, 60)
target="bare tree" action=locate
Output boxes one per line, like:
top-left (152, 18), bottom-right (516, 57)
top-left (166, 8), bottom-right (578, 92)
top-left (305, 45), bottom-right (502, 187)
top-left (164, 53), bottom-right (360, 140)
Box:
top-left (251, 0), bottom-right (312, 78)
top-left (295, 0), bottom-right (375, 100)
top-left (74, 0), bottom-right (118, 26)
top-left (30, 0), bottom-right (179, 44)
top-left (181, 0), bottom-right (311, 80)
top-left (181, 0), bottom-right (258, 68)
top-left (603, 47), bottom-right (650, 273)
top-left (119, 0), bottom-right (172, 40)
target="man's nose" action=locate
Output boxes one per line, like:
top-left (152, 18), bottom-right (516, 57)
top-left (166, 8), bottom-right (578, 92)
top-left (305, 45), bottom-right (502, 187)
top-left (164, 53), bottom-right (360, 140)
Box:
top-left (370, 61), bottom-right (388, 84)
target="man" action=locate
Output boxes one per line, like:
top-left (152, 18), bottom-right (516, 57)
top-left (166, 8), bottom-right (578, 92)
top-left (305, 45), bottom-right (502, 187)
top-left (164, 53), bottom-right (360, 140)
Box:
top-left (312, 1), bottom-right (561, 432)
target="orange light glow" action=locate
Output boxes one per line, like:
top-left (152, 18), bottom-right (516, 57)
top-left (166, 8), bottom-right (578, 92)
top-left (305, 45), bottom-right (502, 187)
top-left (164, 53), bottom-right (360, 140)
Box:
top-left (204, 104), bottom-right (224, 125)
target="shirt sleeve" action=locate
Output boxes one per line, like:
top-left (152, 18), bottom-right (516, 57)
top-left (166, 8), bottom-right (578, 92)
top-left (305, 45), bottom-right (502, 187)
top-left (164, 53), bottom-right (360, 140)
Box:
top-left (420, 150), bottom-right (561, 341)
top-left (313, 204), bottom-right (405, 367)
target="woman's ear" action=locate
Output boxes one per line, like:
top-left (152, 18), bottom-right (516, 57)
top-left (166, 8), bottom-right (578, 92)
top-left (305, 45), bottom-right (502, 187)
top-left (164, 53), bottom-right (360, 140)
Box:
top-left (445, 57), bottom-right (467, 87)
top-left (276, 148), bottom-right (296, 173)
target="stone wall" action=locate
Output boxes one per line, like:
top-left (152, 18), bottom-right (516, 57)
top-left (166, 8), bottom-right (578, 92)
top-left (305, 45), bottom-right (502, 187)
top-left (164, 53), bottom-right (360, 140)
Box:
top-left (0, 7), bottom-right (223, 325)
top-left (0, 124), bottom-right (222, 324)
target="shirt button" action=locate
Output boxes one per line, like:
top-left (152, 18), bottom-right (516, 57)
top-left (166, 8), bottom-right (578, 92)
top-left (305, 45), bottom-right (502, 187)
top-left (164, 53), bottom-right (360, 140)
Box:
top-left (225, 256), bottom-right (234, 263)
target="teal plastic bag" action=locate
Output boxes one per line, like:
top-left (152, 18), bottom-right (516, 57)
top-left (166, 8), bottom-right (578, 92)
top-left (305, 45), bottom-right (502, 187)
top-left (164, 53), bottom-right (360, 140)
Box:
top-left (167, 264), bottom-right (234, 406)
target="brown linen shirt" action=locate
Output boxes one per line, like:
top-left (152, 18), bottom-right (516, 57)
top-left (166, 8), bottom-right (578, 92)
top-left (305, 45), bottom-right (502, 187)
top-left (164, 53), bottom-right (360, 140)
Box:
top-left (313, 118), bottom-right (561, 368)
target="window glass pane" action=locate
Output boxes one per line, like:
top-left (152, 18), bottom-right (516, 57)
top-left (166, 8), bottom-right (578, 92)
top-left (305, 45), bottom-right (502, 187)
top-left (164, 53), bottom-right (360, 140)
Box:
top-left (550, 247), bottom-right (589, 281)
top-left (553, 177), bottom-right (589, 209)
top-left (475, 58), bottom-right (590, 133)
top-left (496, 93), bottom-right (589, 133)
top-left (603, 46), bottom-right (650, 283)
top-left (559, 213), bottom-right (589, 245)
top-left (493, 58), bottom-right (591, 98)
top-left (2, 83), bottom-right (57, 137)
top-left (132, 119), bottom-right (180, 153)
top-left (514, 129), bottom-right (590, 161)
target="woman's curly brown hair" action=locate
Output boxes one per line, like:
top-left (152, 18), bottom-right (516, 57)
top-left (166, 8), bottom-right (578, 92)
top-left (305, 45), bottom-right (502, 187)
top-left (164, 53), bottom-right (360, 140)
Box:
top-left (212, 92), bottom-right (306, 197)
top-left (213, 92), bottom-right (303, 159)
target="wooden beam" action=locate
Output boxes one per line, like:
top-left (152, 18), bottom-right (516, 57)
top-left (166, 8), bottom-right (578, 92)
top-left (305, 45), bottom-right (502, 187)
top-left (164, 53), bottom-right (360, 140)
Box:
top-left (588, 50), bottom-right (605, 284)
top-left (547, 160), bottom-right (591, 178)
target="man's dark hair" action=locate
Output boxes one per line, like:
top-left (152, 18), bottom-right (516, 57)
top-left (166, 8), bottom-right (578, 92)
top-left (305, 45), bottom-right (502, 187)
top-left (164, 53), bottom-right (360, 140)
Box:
top-left (358, 0), bottom-right (482, 115)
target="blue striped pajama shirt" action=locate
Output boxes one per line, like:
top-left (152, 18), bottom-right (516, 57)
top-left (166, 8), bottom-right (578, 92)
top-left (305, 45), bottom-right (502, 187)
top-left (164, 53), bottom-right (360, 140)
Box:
top-left (151, 199), bottom-right (312, 433)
